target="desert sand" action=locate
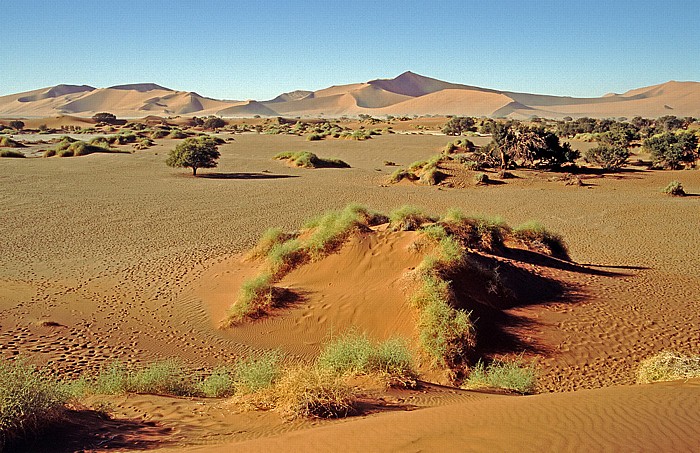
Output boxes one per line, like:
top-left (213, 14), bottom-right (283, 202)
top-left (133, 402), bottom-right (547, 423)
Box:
top-left (1, 132), bottom-right (700, 451)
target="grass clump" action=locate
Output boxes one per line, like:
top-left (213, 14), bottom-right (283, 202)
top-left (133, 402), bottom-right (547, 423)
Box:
top-left (0, 150), bottom-right (25, 158)
top-left (94, 360), bottom-right (196, 396)
top-left (233, 351), bottom-right (283, 394)
top-left (388, 205), bottom-right (437, 231)
top-left (512, 221), bottom-right (570, 260)
top-left (463, 357), bottom-right (537, 394)
top-left (247, 228), bottom-right (298, 260)
top-left (662, 181), bottom-right (685, 196)
top-left (226, 273), bottom-right (276, 324)
top-left (0, 359), bottom-right (70, 450)
top-left (636, 351), bottom-right (700, 384)
top-left (264, 367), bottom-right (355, 419)
top-left (0, 136), bottom-right (25, 148)
top-left (440, 211), bottom-right (509, 252)
top-left (388, 168), bottom-right (418, 183)
top-left (316, 332), bottom-right (415, 386)
top-left (197, 366), bottom-right (235, 398)
top-left (473, 172), bottom-right (489, 185)
top-left (274, 151), bottom-right (349, 168)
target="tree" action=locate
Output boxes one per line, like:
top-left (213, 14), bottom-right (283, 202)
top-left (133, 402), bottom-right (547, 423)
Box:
top-left (166, 136), bottom-right (220, 176)
top-left (92, 112), bottom-right (118, 124)
top-left (203, 117), bottom-right (225, 130)
top-left (584, 144), bottom-right (630, 171)
top-left (644, 131), bottom-right (698, 169)
top-left (442, 117), bottom-right (475, 135)
top-left (489, 123), bottom-right (578, 169)
top-left (9, 120), bottom-right (24, 130)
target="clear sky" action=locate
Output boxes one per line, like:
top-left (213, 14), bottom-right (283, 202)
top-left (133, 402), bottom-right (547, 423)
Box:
top-left (1, 0), bottom-right (698, 100)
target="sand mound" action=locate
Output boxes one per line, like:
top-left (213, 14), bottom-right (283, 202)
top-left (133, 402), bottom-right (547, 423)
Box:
top-left (223, 378), bottom-right (700, 452)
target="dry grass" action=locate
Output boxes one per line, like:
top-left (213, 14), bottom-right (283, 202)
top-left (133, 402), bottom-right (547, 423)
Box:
top-left (636, 351), bottom-right (700, 384)
top-left (463, 357), bottom-right (537, 394)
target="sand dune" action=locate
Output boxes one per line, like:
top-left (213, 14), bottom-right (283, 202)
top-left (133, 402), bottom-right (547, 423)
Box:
top-left (216, 379), bottom-right (700, 452)
top-left (1, 73), bottom-right (698, 118)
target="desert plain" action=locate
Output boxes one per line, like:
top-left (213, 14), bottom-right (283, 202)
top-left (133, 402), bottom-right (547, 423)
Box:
top-left (1, 112), bottom-right (700, 451)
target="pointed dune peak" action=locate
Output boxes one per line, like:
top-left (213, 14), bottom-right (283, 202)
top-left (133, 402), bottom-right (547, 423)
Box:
top-left (268, 90), bottom-right (314, 103)
top-left (107, 83), bottom-right (173, 92)
top-left (368, 71), bottom-right (490, 97)
top-left (17, 84), bottom-right (95, 103)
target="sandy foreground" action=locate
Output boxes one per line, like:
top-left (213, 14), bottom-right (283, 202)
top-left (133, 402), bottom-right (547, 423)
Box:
top-left (1, 133), bottom-right (700, 450)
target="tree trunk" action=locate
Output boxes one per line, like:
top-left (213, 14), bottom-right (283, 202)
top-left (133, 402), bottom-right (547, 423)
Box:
top-left (192, 167), bottom-right (197, 176)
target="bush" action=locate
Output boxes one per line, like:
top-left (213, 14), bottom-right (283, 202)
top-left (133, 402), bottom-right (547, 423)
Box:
top-left (43, 149), bottom-right (56, 158)
top-left (512, 221), bottom-right (570, 260)
top-left (306, 133), bottom-right (324, 141)
top-left (662, 181), bottom-right (685, 196)
top-left (0, 150), bottom-right (25, 158)
top-left (203, 117), bottom-right (226, 130)
top-left (442, 117), bottom-right (475, 135)
top-left (644, 131), bottom-right (698, 169)
top-left (169, 129), bottom-right (189, 139)
top-left (197, 366), bottom-right (235, 398)
top-left (636, 351), bottom-right (700, 383)
top-left (0, 359), bottom-right (69, 450)
top-left (463, 357), bottom-right (537, 394)
top-left (92, 112), bottom-right (118, 124)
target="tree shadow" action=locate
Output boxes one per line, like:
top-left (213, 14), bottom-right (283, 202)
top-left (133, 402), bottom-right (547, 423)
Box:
top-left (198, 172), bottom-right (299, 180)
top-left (501, 248), bottom-right (641, 277)
top-left (8, 409), bottom-right (173, 452)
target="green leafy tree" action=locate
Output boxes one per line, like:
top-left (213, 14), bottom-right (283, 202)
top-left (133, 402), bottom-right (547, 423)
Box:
top-left (584, 144), bottom-right (630, 171)
top-left (442, 117), bottom-right (475, 136)
top-left (644, 131), bottom-right (698, 169)
top-left (203, 117), bottom-right (225, 130)
top-left (490, 123), bottom-right (577, 169)
top-left (166, 136), bottom-right (221, 176)
top-left (9, 120), bottom-right (24, 130)
top-left (92, 112), bottom-right (118, 124)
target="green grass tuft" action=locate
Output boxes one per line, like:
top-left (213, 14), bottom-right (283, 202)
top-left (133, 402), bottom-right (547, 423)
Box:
top-left (388, 205), bottom-right (436, 231)
top-left (662, 181), bottom-right (685, 196)
top-left (463, 357), bottom-right (537, 394)
top-left (512, 221), bottom-right (569, 260)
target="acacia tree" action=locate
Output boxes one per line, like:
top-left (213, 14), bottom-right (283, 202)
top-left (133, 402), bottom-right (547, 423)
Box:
top-left (166, 136), bottom-right (220, 176)
top-left (442, 116), bottom-right (475, 135)
top-left (489, 123), bottom-right (577, 169)
top-left (644, 131), bottom-right (698, 169)
top-left (9, 120), bottom-right (24, 130)
top-left (92, 112), bottom-right (118, 124)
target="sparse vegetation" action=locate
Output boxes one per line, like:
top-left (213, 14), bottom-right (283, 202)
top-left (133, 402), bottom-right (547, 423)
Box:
top-left (463, 357), bottom-right (537, 394)
top-left (92, 112), bottom-right (118, 124)
top-left (0, 136), bottom-right (25, 148)
top-left (662, 181), bottom-right (685, 196)
top-left (274, 151), bottom-right (349, 168)
top-left (226, 273), bottom-right (276, 324)
top-left (636, 351), bottom-right (700, 384)
top-left (0, 359), bottom-right (70, 450)
top-left (388, 205), bottom-right (437, 231)
top-left (0, 150), bottom-right (25, 158)
top-left (473, 172), bottom-right (489, 185)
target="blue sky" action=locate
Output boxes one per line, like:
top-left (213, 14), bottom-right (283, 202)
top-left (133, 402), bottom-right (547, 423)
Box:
top-left (1, 1), bottom-right (698, 100)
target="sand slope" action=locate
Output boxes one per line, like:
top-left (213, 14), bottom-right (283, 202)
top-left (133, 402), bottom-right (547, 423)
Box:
top-left (214, 379), bottom-right (700, 453)
top-left (2, 73), bottom-right (699, 118)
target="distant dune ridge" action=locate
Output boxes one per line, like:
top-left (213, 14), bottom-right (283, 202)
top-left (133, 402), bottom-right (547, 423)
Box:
top-left (1, 72), bottom-right (699, 119)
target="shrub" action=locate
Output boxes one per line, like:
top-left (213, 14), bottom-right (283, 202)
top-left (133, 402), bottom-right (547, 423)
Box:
top-left (420, 167), bottom-right (445, 186)
top-left (636, 351), bottom-right (700, 383)
top-left (203, 117), bottom-right (226, 130)
top-left (233, 352), bottom-right (283, 394)
top-left (463, 357), bottom-right (537, 394)
top-left (584, 144), bottom-right (630, 171)
top-left (442, 117), bottom-right (475, 135)
top-left (0, 150), bottom-right (25, 158)
top-left (0, 359), bottom-right (69, 450)
top-left (92, 112), bottom-right (118, 124)
top-left (94, 361), bottom-right (129, 395)
top-left (512, 221), bottom-right (570, 260)
top-left (388, 206), bottom-right (436, 231)
top-left (151, 129), bottom-right (169, 139)
top-left (662, 181), bottom-right (685, 196)
top-left (169, 129), bottom-right (188, 139)
top-left (644, 131), bottom-right (698, 169)
top-left (43, 149), bottom-right (56, 158)
top-left (9, 120), bottom-right (25, 130)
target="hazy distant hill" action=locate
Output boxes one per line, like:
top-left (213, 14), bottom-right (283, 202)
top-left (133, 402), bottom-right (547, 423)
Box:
top-left (1, 72), bottom-right (699, 119)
